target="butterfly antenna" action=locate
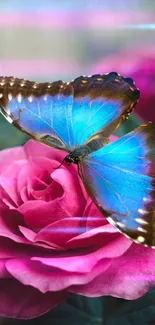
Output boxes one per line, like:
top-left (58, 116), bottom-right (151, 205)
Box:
top-left (53, 157), bottom-right (66, 170)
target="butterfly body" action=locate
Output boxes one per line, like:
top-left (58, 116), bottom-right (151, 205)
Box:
top-left (0, 72), bottom-right (155, 248)
top-left (64, 137), bottom-right (110, 165)
top-left (64, 147), bottom-right (89, 165)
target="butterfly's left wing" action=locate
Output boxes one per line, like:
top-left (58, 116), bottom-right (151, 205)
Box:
top-left (0, 77), bottom-right (74, 151)
top-left (79, 123), bottom-right (155, 247)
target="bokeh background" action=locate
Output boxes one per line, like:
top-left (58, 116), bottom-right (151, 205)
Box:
top-left (0, 2), bottom-right (155, 324)
top-left (0, 0), bottom-right (155, 150)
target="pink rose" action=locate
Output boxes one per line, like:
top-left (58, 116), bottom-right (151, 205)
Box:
top-left (92, 46), bottom-right (155, 122)
top-left (0, 139), bottom-right (155, 319)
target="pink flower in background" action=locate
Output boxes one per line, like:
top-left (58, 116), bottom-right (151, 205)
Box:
top-left (0, 139), bottom-right (155, 319)
top-left (92, 46), bottom-right (155, 122)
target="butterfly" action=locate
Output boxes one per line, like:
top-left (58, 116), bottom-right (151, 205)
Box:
top-left (0, 72), bottom-right (154, 248)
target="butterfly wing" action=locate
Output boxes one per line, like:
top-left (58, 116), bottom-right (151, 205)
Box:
top-left (0, 73), bottom-right (139, 151)
top-left (70, 72), bottom-right (140, 147)
top-left (79, 123), bottom-right (155, 247)
top-left (0, 77), bottom-right (74, 151)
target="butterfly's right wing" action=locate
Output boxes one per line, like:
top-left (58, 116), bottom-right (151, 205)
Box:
top-left (79, 123), bottom-right (155, 248)
top-left (70, 72), bottom-right (140, 148)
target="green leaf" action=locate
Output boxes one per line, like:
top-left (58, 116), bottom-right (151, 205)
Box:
top-left (114, 113), bottom-right (141, 137)
top-left (0, 115), bottom-right (28, 150)
top-left (1, 289), bottom-right (155, 324)
top-left (38, 294), bottom-right (103, 325)
top-left (105, 287), bottom-right (155, 325)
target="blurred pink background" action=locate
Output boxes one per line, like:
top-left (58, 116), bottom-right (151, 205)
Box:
top-left (0, 0), bottom-right (154, 123)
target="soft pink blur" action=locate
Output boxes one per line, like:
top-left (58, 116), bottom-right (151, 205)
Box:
top-left (0, 139), bottom-right (155, 319)
top-left (0, 60), bottom-right (81, 78)
top-left (92, 46), bottom-right (155, 122)
top-left (0, 11), bottom-right (153, 29)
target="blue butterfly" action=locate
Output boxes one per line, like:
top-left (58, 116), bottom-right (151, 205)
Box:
top-left (0, 72), bottom-right (154, 248)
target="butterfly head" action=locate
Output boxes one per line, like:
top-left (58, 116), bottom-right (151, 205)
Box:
top-left (65, 153), bottom-right (79, 166)
top-left (65, 146), bottom-right (90, 165)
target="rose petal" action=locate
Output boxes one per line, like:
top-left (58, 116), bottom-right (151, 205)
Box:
top-left (29, 156), bottom-right (66, 173)
top-left (0, 278), bottom-right (68, 319)
top-left (0, 184), bottom-right (16, 209)
top-left (0, 146), bottom-right (26, 174)
top-left (19, 200), bottom-right (79, 230)
top-left (0, 161), bottom-right (26, 207)
top-left (0, 260), bottom-right (10, 278)
top-left (17, 162), bottom-right (43, 193)
top-left (20, 186), bottom-right (29, 203)
top-left (0, 208), bottom-right (28, 243)
top-left (17, 158), bottom-right (64, 200)
top-left (83, 198), bottom-right (106, 229)
top-left (33, 235), bottom-right (131, 273)
top-left (0, 237), bottom-right (52, 258)
top-left (19, 225), bottom-right (62, 250)
top-left (19, 165), bottom-right (86, 230)
top-left (6, 258), bottom-right (111, 293)
top-left (69, 244), bottom-right (155, 300)
top-left (52, 168), bottom-right (86, 212)
top-left (31, 179), bottom-right (63, 201)
top-left (65, 224), bottom-right (119, 249)
top-left (35, 218), bottom-right (86, 247)
top-left (24, 139), bottom-right (66, 159)
top-left (19, 187), bottom-right (85, 230)
top-left (109, 135), bottom-right (118, 142)
top-left (18, 226), bottom-right (36, 242)
top-left (32, 251), bottom-right (110, 273)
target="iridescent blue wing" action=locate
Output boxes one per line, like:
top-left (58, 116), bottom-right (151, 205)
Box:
top-left (80, 123), bottom-right (155, 247)
top-left (0, 73), bottom-right (139, 151)
top-left (70, 72), bottom-right (139, 147)
top-left (0, 77), bottom-right (73, 151)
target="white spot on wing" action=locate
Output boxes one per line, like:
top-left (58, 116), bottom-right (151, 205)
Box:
top-left (28, 96), bottom-right (33, 102)
top-left (138, 208), bottom-right (147, 215)
top-left (107, 217), bottom-right (116, 227)
top-left (143, 197), bottom-right (150, 203)
top-left (124, 234), bottom-right (130, 239)
top-left (116, 221), bottom-right (125, 228)
top-left (137, 227), bottom-right (147, 233)
top-left (8, 93), bottom-right (13, 101)
top-left (137, 236), bottom-right (145, 243)
top-left (4, 114), bottom-right (13, 124)
top-left (107, 217), bottom-right (126, 230)
top-left (135, 218), bottom-right (148, 225)
top-left (17, 93), bottom-right (22, 103)
top-left (107, 217), bottom-right (131, 241)
top-left (6, 107), bottom-right (11, 115)
top-left (0, 93), bottom-right (3, 98)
